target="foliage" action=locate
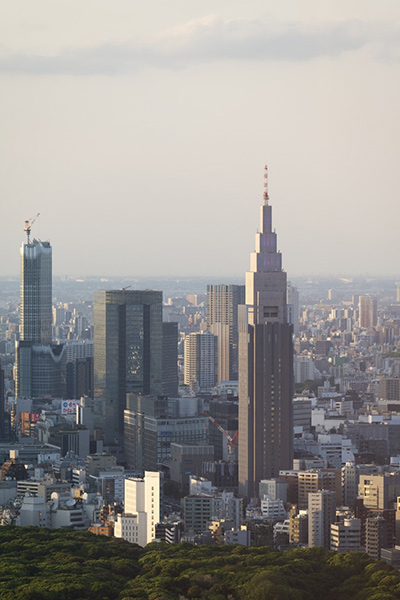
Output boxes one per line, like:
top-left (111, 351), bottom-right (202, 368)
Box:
top-left (0, 529), bottom-right (400, 599)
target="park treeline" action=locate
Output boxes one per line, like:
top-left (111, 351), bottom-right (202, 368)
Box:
top-left (0, 527), bottom-right (400, 600)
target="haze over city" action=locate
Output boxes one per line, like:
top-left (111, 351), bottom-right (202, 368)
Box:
top-left (1, 0), bottom-right (400, 278)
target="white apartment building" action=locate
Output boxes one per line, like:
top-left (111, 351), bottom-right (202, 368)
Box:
top-left (331, 518), bottom-right (362, 553)
top-left (308, 490), bottom-right (336, 549)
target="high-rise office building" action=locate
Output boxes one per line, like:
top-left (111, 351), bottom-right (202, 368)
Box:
top-left (19, 239), bottom-right (52, 345)
top-left (359, 295), bottom-right (377, 329)
top-left (93, 289), bottom-right (163, 446)
top-left (15, 237), bottom-right (66, 399)
top-left (238, 166), bottom-right (293, 499)
top-left (206, 284), bottom-right (245, 383)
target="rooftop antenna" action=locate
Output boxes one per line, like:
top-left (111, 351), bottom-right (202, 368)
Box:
top-left (263, 164), bottom-right (269, 205)
top-left (23, 213), bottom-right (40, 244)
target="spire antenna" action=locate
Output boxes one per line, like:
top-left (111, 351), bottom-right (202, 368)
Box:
top-left (263, 164), bottom-right (269, 205)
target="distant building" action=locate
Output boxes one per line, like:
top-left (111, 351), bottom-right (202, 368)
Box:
top-left (184, 331), bottom-right (218, 391)
top-left (115, 471), bottom-right (161, 546)
top-left (359, 295), bottom-right (377, 329)
top-left (93, 289), bottom-right (163, 446)
top-left (206, 284), bottom-right (245, 383)
top-left (15, 237), bottom-right (66, 399)
top-left (287, 282), bottom-right (300, 337)
top-left (358, 473), bottom-right (400, 510)
top-left (379, 378), bottom-right (400, 402)
top-left (308, 490), bottom-right (336, 549)
top-left (366, 515), bottom-right (394, 560)
top-left (331, 518), bottom-right (361, 553)
top-left (170, 443), bottom-right (214, 491)
top-left (162, 322), bottom-right (178, 397)
top-left (238, 167), bottom-right (293, 498)
top-left (124, 395), bottom-right (208, 471)
top-left (183, 495), bottom-right (213, 534)
top-left (294, 356), bottom-right (315, 384)
top-left (289, 507), bottom-right (308, 545)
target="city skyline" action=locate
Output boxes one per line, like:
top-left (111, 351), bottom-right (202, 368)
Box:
top-left (1, 1), bottom-right (400, 279)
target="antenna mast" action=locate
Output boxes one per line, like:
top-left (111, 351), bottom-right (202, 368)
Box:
top-left (263, 164), bottom-right (269, 205)
top-left (23, 213), bottom-right (40, 244)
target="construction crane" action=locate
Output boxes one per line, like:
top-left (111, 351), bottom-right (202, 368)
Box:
top-left (23, 212), bottom-right (40, 244)
top-left (204, 411), bottom-right (238, 456)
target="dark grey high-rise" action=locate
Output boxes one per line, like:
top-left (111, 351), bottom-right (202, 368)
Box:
top-left (93, 290), bottom-right (163, 446)
top-left (238, 166), bottom-right (293, 499)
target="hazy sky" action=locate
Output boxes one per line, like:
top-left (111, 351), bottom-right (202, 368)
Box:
top-left (1, 1), bottom-right (400, 278)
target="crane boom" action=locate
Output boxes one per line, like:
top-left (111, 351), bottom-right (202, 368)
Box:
top-left (23, 212), bottom-right (40, 244)
top-left (204, 411), bottom-right (238, 448)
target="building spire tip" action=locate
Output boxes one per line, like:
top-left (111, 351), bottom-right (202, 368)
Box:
top-left (263, 164), bottom-right (269, 205)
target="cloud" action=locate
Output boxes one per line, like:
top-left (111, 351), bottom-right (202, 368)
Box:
top-left (0, 15), bottom-right (395, 76)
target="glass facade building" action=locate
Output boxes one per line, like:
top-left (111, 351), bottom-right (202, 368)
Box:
top-left (94, 290), bottom-right (163, 446)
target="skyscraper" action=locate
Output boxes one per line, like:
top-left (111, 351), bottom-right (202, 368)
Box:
top-left (184, 331), bottom-right (218, 391)
top-left (15, 236), bottom-right (66, 399)
top-left (206, 284), bottom-right (245, 382)
top-left (93, 289), bottom-right (163, 446)
top-left (359, 294), bottom-right (378, 329)
top-left (238, 166), bottom-right (294, 499)
top-left (19, 239), bottom-right (52, 345)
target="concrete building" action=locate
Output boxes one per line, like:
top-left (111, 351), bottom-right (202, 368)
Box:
top-left (162, 322), bottom-right (178, 397)
top-left (114, 513), bottom-right (147, 546)
top-left (289, 508), bottom-right (308, 545)
top-left (298, 470), bottom-right (340, 510)
top-left (225, 525), bottom-right (251, 546)
top-left (358, 473), bottom-right (400, 510)
top-left (341, 463), bottom-right (380, 508)
top-left (293, 397), bottom-right (312, 433)
top-left (124, 395), bottom-right (209, 471)
top-left (260, 497), bottom-right (287, 521)
top-left (115, 471), bottom-right (161, 546)
top-left (359, 295), bottom-right (377, 329)
top-left (379, 378), bottom-right (400, 402)
top-left (170, 443), bottom-right (214, 491)
top-left (184, 331), bottom-right (218, 391)
top-left (238, 167), bottom-right (293, 499)
top-left (183, 495), bottom-right (213, 533)
top-left (294, 356), bottom-right (315, 385)
top-left (308, 490), bottom-right (336, 549)
top-left (366, 515), bottom-right (394, 560)
top-left (206, 284), bottom-right (245, 383)
top-left (17, 496), bottom-right (52, 527)
top-left (259, 479), bottom-right (288, 503)
top-left (93, 290), bottom-right (163, 446)
top-left (381, 546), bottom-right (400, 569)
top-left (331, 518), bottom-right (362, 553)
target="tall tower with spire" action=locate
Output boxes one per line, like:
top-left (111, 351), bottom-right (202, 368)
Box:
top-left (238, 166), bottom-right (293, 499)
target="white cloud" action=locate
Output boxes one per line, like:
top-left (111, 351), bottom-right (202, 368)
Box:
top-left (0, 15), bottom-right (396, 75)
